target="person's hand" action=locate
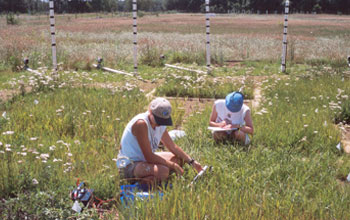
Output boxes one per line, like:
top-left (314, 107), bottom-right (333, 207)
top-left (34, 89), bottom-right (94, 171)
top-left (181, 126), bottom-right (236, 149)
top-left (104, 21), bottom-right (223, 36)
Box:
top-left (223, 124), bottom-right (239, 129)
top-left (218, 121), bottom-right (227, 128)
top-left (192, 160), bottom-right (203, 173)
top-left (172, 162), bottom-right (184, 176)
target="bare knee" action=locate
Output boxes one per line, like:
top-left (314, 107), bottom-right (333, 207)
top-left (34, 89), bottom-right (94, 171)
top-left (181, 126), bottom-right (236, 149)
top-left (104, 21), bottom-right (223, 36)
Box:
top-left (213, 131), bottom-right (227, 142)
top-left (231, 130), bottom-right (245, 142)
top-left (134, 163), bottom-right (169, 182)
top-left (233, 130), bottom-right (240, 139)
top-left (154, 165), bottom-right (170, 181)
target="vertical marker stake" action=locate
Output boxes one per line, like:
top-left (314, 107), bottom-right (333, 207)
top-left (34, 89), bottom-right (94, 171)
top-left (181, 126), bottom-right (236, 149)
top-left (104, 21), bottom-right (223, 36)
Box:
top-left (205, 0), bottom-right (211, 72)
top-left (281, 0), bottom-right (289, 73)
top-left (49, 0), bottom-right (57, 72)
top-left (132, 0), bottom-right (138, 76)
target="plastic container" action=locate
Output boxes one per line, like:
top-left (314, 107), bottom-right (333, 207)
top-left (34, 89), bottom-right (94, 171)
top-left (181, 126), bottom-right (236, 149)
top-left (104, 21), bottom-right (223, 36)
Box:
top-left (120, 183), bottom-right (164, 205)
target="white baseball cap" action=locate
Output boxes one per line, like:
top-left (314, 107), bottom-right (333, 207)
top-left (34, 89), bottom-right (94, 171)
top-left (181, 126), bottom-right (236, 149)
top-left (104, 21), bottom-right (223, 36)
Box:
top-left (149, 98), bottom-right (173, 126)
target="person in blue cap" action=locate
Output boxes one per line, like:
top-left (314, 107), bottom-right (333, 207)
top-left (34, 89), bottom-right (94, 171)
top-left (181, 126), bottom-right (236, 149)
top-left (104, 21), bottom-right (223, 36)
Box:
top-left (209, 92), bottom-right (254, 145)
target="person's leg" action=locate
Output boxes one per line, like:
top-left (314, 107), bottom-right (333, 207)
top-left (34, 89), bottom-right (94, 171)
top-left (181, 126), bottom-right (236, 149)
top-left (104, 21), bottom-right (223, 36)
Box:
top-left (212, 131), bottom-right (229, 143)
top-left (231, 130), bottom-right (247, 144)
top-left (155, 152), bottom-right (183, 166)
top-left (133, 162), bottom-right (170, 184)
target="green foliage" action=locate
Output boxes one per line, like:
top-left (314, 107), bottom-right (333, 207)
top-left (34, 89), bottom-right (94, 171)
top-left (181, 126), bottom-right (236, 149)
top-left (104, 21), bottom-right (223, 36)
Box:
top-left (138, 10), bottom-right (145, 18)
top-left (0, 87), bottom-right (147, 199)
top-left (119, 71), bottom-right (350, 219)
top-left (0, 0), bottom-right (349, 14)
top-left (0, 190), bottom-right (73, 219)
top-left (0, 64), bottom-right (350, 218)
top-left (140, 44), bottom-right (164, 67)
top-left (8, 54), bottom-right (22, 72)
top-left (6, 13), bottom-right (18, 25)
top-left (156, 69), bottom-right (254, 99)
top-left (168, 51), bottom-right (206, 66)
top-left (335, 99), bottom-right (350, 124)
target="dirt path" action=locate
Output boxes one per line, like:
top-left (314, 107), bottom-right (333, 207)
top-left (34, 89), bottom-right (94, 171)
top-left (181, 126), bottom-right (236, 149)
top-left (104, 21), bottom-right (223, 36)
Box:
top-left (0, 87), bottom-right (32, 104)
top-left (340, 124), bottom-right (350, 153)
top-left (0, 89), bottom-right (18, 103)
top-left (252, 81), bottom-right (262, 109)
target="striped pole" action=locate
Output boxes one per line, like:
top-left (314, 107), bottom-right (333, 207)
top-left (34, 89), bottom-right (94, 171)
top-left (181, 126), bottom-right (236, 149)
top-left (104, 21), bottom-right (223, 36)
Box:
top-left (49, 0), bottom-right (57, 71)
top-left (132, 0), bottom-right (138, 75)
top-left (281, 0), bottom-right (289, 73)
top-left (205, 0), bottom-right (211, 70)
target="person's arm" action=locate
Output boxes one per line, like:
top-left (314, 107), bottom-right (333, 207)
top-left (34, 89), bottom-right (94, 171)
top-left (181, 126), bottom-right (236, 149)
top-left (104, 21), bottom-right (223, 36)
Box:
top-left (160, 130), bottom-right (203, 173)
top-left (240, 110), bottom-right (254, 135)
top-left (209, 103), bottom-right (226, 127)
top-left (132, 120), bottom-right (183, 175)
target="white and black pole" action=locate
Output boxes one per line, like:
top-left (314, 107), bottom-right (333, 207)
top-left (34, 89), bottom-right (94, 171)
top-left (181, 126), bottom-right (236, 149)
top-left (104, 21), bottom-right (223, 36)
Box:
top-left (205, 0), bottom-right (211, 71)
top-left (132, 0), bottom-right (138, 75)
top-left (49, 0), bottom-right (57, 71)
top-left (281, 0), bottom-right (289, 73)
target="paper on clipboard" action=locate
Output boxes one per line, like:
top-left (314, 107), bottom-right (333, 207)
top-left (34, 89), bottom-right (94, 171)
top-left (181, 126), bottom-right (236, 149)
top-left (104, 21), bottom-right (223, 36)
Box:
top-left (207, 127), bottom-right (238, 132)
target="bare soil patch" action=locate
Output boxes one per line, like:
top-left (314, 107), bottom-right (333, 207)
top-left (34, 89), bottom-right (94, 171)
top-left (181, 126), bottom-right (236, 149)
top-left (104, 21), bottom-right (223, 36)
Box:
top-left (0, 89), bottom-right (18, 103)
top-left (0, 87), bottom-right (31, 104)
top-left (339, 124), bottom-right (350, 153)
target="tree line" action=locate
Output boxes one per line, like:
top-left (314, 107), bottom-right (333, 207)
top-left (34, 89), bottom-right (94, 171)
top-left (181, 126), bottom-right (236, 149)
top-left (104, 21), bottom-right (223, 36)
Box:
top-left (0, 0), bottom-right (349, 14)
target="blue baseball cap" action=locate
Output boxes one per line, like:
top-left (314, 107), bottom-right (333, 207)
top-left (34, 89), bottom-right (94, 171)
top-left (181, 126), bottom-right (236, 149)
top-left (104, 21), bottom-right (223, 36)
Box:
top-left (225, 92), bottom-right (244, 113)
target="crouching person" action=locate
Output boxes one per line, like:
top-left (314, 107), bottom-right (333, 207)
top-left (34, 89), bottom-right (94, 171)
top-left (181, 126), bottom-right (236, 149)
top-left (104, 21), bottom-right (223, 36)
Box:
top-left (116, 98), bottom-right (203, 185)
top-left (209, 92), bottom-right (254, 145)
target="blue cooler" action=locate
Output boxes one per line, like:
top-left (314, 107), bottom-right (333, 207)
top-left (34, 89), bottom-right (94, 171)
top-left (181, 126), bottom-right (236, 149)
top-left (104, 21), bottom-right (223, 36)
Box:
top-left (120, 183), bottom-right (164, 205)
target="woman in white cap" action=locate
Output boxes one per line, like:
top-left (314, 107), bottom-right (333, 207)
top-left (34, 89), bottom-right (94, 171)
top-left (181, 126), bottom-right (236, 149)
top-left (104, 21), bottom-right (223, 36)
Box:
top-left (209, 92), bottom-right (254, 145)
top-left (116, 97), bottom-right (203, 184)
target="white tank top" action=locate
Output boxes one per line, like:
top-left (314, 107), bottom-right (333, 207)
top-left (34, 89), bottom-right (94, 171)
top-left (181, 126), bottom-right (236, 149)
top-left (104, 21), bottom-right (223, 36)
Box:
top-left (215, 100), bottom-right (250, 126)
top-left (117, 112), bottom-right (166, 166)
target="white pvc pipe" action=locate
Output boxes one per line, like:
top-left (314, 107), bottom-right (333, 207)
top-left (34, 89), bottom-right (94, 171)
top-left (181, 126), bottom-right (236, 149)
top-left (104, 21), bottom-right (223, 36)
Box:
top-left (132, 0), bottom-right (138, 75)
top-left (92, 64), bottom-right (134, 77)
top-left (205, 0), bottom-right (211, 69)
top-left (281, 0), bottom-right (289, 73)
top-left (49, 0), bottom-right (57, 71)
top-left (26, 68), bottom-right (43, 75)
top-left (165, 64), bottom-right (207, 75)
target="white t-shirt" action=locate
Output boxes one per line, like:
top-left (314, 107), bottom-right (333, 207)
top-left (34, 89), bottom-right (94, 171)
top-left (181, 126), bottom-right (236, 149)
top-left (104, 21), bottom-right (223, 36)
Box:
top-left (215, 100), bottom-right (250, 126)
top-left (117, 112), bottom-right (166, 167)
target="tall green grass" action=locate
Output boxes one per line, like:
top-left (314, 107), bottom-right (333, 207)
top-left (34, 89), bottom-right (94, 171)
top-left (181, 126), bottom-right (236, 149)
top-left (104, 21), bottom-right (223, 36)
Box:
top-left (155, 68), bottom-right (254, 99)
top-left (118, 72), bottom-right (350, 219)
top-left (1, 66), bottom-right (350, 219)
top-left (0, 87), bottom-right (145, 217)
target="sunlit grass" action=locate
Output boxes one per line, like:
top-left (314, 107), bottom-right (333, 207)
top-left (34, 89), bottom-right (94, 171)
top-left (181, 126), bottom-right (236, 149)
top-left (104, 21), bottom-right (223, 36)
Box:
top-left (116, 71), bottom-right (350, 219)
top-left (1, 66), bottom-right (350, 218)
top-left (1, 13), bottom-right (350, 71)
top-left (1, 12), bottom-right (350, 219)
top-left (155, 67), bottom-right (255, 99)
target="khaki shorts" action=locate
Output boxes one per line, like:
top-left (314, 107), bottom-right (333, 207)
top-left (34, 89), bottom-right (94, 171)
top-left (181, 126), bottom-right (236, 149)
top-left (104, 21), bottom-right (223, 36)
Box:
top-left (119, 162), bottom-right (139, 180)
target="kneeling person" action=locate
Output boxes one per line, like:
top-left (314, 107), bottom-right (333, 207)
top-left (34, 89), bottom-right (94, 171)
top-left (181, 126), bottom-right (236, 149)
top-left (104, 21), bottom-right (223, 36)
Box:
top-left (116, 98), bottom-right (202, 184)
top-left (209, 92), bottom-right (254, 145)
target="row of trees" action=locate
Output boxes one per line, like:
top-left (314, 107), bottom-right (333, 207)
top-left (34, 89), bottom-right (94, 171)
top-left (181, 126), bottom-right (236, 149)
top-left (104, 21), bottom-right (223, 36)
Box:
top-left (0, 0), bottom-right (349, 14)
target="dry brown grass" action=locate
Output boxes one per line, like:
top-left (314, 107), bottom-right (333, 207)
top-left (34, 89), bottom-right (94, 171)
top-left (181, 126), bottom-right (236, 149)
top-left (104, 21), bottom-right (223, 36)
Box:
top-left (0, 13), bottom-right (349, 70)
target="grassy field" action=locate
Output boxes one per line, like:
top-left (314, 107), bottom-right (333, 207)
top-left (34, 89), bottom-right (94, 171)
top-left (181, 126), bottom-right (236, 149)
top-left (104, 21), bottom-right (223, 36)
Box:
top-left (1, 13), bottom-right (350, 71)
top-left (0, 12), bottom-right (350, 219)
